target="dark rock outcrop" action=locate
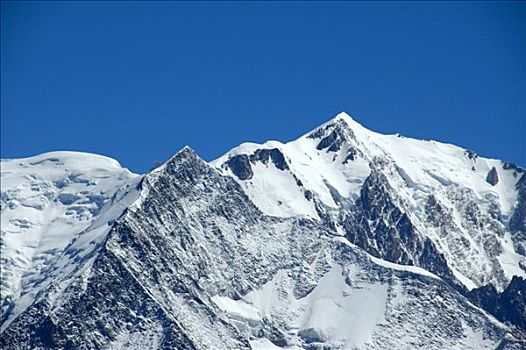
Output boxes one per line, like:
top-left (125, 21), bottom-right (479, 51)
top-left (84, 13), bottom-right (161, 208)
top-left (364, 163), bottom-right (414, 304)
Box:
top-left (250, 148), bottom-right (289, 171)
top-left (316, 129), bottom-right (345, 152)
top-left (510, 174), bottom-right (526, 255)
top-left (308, 119), bottom-right (354, 153)
top-left (341, 171), bottom-right (458, 288)
top-left (226, 154), bottom-right (253, 180)
top-left (226, 148), bottom-right (290, 181)
top-left (470, 276), bottom-right (526, 331)
top-left (499, 276), bottom-right (526, 330)
top-left (487, 167), bottom-right (499, 186)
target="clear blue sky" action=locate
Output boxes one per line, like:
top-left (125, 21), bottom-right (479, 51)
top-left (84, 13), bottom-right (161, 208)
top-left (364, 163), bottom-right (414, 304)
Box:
top-left (2, 1), bottom-right (525, 173)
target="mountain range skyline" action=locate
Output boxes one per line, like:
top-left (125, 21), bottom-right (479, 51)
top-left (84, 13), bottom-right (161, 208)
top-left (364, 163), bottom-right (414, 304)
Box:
top-left (2, 112), bottom-right (525, 348)
top-left (3, 110), bottom-right (525, 171)
top-left (2, 2), bottom-right (525, 172)
top-left (2, 2), bottom-right (525, 349)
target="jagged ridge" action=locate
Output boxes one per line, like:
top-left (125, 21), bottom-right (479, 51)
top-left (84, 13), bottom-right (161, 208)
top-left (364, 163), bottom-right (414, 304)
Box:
top-left (1, 113), bottom-right (525, 349)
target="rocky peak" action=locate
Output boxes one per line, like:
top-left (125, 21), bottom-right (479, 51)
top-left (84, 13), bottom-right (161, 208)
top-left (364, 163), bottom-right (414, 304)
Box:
top-left (148, 146), bottom-right (214, 188)
top-left (308, 114), bottom-right (357, 153)
top-left (3, 112), bottom-right (526, 349)
top-left (168, 145), bottom-right (201, 164)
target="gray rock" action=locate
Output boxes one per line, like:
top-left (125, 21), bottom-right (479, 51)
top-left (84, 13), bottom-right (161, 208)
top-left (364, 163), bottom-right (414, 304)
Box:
top-left (487, 167), bottom-right (499, 186)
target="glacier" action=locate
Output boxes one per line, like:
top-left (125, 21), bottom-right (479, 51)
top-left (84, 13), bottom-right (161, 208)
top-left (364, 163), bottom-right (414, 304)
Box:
top-left (1, 113), bottom-right (525, 349)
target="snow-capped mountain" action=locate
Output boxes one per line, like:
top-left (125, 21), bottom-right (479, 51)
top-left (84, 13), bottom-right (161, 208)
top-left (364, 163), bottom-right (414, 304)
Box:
top-left (1, 113), bottom-right (525, 349)
top-left (213, 113), bottom-right (525, 292)
top-left (1, 152), bottom-right (141, 328)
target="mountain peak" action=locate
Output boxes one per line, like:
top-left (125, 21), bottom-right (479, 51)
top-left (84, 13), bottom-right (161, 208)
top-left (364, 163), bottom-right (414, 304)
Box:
top-left (176, 145), bottom-right (197, 157)
top-left (163, 145), bottom-right (202, 165)
top-left (2, 111), bottom-right (526, 349)
top-left (333, 111), bottom-right (357, 123)
top-left (306, 112), bottom-right (361, 149)
top-left (159, 145), bottom-right (213, 181)
top-left (304, 112), bottom-right (373, 150)
top-left (329, 111), bottom-right (367, 132)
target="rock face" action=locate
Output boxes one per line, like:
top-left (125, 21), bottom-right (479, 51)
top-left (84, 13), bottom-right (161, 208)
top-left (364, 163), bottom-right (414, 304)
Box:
top-left (226, 154), bottom-right (253, 180)
top-left (470, 276), bottom-right (526, 331)
top-left (1, 113), bottom-right (526, 349)
top-left (487, 167), bottom-right (500, 186)
top-left (509, 173), bottom-right (526, 255)
top-left (0, 152), bottom-right (141, 327)
top-left (213, 112), bottom-right (526, 331)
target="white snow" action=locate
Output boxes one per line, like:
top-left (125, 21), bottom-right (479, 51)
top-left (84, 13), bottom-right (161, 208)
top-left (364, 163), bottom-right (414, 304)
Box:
top-left (296, 266), bottom-right (388, 348)
top-left (213, 266), bottom-right (389, 348)
top-left (497, 232), bottom-right (526, 281)
top-left (212, 111), bottom-right (525, 291)
top-left (211, 295), bottom-right (261, 322)
top-left (240, 160), bottom-right (320, 219)
top-left (369, 255), bottom-right (439, 280)
top-left (212, 114), bottom-right (371, 218)
top-left (1, 151), bottom-right (141, 329)
top-left (249, 338), bottom-right (298, 350)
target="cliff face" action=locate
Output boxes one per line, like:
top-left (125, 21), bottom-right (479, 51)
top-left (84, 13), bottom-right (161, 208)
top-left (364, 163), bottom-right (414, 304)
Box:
top-left (215, 113), bottom-right (526, 325)
top-left (2, 113), bottom-right (525, 348)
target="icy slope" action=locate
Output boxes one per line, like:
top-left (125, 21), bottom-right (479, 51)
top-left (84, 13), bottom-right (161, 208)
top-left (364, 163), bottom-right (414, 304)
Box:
top-left (1, 148), bottom-right (522, 349)
top-left (1, 112), bottom-right (525, 349)
top-left (213, 112), bottom-right (526, 292)
top-left (0, 152), bottom-right (141, 327)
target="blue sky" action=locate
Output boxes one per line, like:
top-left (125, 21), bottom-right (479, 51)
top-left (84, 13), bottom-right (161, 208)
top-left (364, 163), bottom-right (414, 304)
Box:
top-left (2, 1), bottom-right (525, 173)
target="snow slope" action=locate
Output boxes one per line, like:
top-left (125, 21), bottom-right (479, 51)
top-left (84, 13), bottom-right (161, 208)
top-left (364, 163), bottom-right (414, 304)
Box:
top-left (3, 147), bottom-right (519, 349)
top-left (0, 151), bottom-right (141, 328)
top-left (212, 121), bottom-right (371, 219)
top-left (213, 112), bottom-right (520, 220)
top-left (1, 113), bottom-right (525, 349)
top-left (213, 112), bottom-right (525, 291)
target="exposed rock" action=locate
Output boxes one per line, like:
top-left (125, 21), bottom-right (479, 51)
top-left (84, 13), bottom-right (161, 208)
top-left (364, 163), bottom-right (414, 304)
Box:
top-left (341, 172), bottom-right (459, 288)
top-left (3, 114), bottom-right (526, 348)
top-left (226, 154), bottom-right (253, 180)
top-left (510, 174), bottom-right (526, 255)
top-left (308, 119), bottom-right (354, 153)
top-left (1, 148), bottom-right (519, 349)
top-left (343, 147), bottom-right (357, 164)
top-left (499, 276), bottom-right (526, 330)
top-left (316, 129), bottom-right (344, 152)
top-left (487, 167), bottom-right (499, 186)
top-left (470, 276), bottom-right (526, 331)
top-left (465, 150), bottom-right (478, 161)
top-left (249, 148), bottom-right (289, 171)
top-left (502, 161), bottom-right (525, 177)
top-left (227, 149), bottom-right (290, 181)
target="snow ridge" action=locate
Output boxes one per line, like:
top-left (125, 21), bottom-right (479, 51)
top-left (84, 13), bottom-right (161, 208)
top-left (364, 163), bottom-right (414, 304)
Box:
top-left (1, 151), bottom-right (141, 328)
top-left (213, 112), bottom-right (525, 292)
top-left (1, 113), bottom-right (525, 349)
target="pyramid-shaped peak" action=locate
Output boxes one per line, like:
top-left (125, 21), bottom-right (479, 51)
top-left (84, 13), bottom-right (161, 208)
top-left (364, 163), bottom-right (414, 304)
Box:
top-left (330, 111), bottom-right (368, 130)
top-left (146, 145), bottom-right (211, 181)
top-left (153, 145), bottom-right (206, 172)
top-left (307, 111), bottom-right (369, 141)
top-left (176, 145), bottom-right (198, 157)
top-left (167, 145), bottom-right (206, 165)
